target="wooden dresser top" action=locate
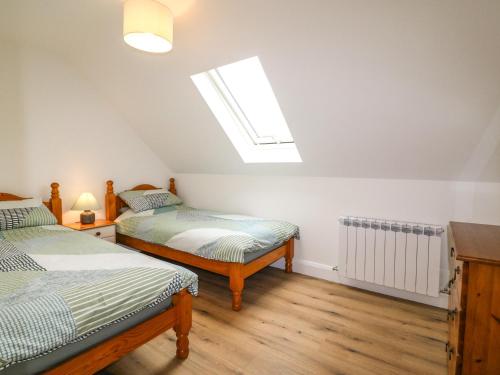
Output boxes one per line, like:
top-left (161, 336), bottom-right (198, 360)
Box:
top-left (450, 221), bottom-right (500, 265)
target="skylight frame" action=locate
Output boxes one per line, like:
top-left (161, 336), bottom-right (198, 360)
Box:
top-left (191, 56), bottom-right (302, 164)
top-left (209, 69), bottom-right (293, 146)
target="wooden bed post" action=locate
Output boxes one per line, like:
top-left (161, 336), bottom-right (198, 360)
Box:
top-left (50, 182), bottom-right (63, 224)
top-left (169, 178), bottom-right (177, 195)
top-left (285, 238), bottom-right (294, 273)
top-left (229, 264), bottom-right (244, 311)
top-left (173, 289), bottom-right (192, 359)
top-left (105, 180), bottom-right (117, 221)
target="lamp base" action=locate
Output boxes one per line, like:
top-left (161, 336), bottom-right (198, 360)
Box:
top-left (80, 210), bottom-right (95, 224)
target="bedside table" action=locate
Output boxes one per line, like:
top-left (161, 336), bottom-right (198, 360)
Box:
top-left (64, 219), bottom-right (116, 243)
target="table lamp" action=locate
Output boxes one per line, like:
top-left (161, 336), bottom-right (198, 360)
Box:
top-left (71, 192), bottom-right (100, 224)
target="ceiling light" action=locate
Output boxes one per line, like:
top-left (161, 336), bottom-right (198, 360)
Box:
top-left (123, 0), bottom-right (173, 53)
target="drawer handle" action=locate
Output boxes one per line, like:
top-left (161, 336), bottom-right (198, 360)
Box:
top-left (450, 247), bottom-right (455, 258)
top-left (455, 266), bottom-right (460, 276)
top-left (445, 341), bottom-right (449, 352)
top-left (95, 232), bottom-right (101, 237)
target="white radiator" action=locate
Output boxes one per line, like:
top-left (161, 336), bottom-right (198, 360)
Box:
top-left (338, 216), bottom-right (443, 297)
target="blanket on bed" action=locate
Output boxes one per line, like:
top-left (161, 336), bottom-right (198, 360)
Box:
top-left (116, 205), bottom-right (300, 263)
top-left (0, 225), bottom-right (198, 371)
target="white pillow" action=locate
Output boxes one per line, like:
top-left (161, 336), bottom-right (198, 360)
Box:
top-left (0, 197), bottom-right (43, 209)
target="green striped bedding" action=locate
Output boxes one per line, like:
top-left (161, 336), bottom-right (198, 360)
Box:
top-left (116, 205), bottom-right (300, 263)
top-left (0, 225), bottom-right (198, 371)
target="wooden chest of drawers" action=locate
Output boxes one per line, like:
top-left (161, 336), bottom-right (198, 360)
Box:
top-left (447, 222), bottom-right (500, 375)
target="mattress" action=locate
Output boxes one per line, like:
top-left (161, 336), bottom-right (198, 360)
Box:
top-left (116, 205), bottom-right (299, 263)
top-left (2, 297), bottom-right (173, 375)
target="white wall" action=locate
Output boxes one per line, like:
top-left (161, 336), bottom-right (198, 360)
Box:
top-left (0, 40), bottom-right (170, 222)
top-left (175, 173), bottom-right (500, 307)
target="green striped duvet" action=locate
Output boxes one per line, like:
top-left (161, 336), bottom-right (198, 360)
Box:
top-left (0, 225), bottom-right (198, 371)
top-left (116, 205), bottom-right (300, 263)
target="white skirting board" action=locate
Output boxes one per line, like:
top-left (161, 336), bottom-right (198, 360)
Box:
top-left (271, 258), bottom-right (448, 308)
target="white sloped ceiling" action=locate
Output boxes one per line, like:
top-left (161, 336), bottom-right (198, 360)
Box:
top-left (1, 0), bottom-right (500, 181)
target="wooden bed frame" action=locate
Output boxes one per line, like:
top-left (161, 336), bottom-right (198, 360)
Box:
top-left (105, 178), bottom-right (294, 311)
top-left (0, 183), bottom-right (63, 225)
top-left (0, 183), bottom-right (192, 374)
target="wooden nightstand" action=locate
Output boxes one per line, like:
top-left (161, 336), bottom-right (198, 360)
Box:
top-left (64, 219), bottom-right (116, 243)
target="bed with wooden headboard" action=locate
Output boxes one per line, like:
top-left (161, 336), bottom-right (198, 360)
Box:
top-left (0, 183), bottom-right (193, 375)
top-left (105, 178), bottom-right (295, 312)
top-left (0, 182), bottom-right (63, 225)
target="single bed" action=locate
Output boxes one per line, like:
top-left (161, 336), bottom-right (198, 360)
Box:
top-left (0, 184), bottom-right (197, 375)
top-left (105, 178), bottom-right (299, 311)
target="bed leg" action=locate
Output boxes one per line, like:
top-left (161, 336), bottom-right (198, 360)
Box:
top-left (173, 289), bottom-right (192, 359)
top-left (229, 264), bottom-right (244, 311)
top-left (285, 238), bottom-right (294, 273)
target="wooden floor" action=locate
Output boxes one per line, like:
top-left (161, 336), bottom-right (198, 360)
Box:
top-left (105, 267), bottom-right (448, 375)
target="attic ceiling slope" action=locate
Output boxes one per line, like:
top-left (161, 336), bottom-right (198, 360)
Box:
top-left (1, 0), bottom-right (500, 181)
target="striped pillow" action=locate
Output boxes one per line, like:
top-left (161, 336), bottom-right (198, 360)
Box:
top-left (119, 189), bottom-right (183, 213)
top-left (0, 205), bottom-right (57, 231)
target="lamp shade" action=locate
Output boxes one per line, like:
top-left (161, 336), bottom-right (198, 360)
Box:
top-left (71, 193), bottom-right (101, 211)
top-left (123, 0), bottom-right (173, 53)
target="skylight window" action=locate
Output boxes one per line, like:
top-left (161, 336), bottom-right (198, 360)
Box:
top-left (191, 57), bottom-right (302, 163)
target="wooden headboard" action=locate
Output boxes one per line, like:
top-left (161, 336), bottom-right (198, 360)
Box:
top-left (105, 178), bottom-right (177, 221)
top-left (0, 183), bottom-right (63, 224)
